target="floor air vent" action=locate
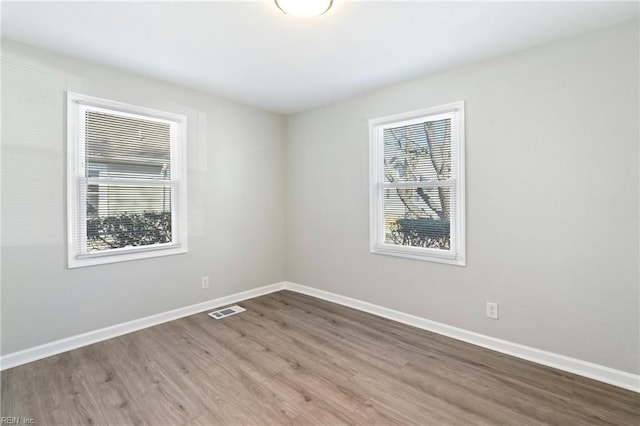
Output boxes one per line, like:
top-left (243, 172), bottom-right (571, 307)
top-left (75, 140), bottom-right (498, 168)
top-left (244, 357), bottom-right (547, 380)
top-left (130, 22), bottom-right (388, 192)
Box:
top-left (208, 305), bottom-right (246, 319)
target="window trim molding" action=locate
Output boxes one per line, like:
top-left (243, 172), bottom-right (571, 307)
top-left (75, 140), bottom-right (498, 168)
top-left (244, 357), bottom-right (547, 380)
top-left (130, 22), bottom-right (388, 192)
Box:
top-left (369, 101), bottom-right (466, 266)
top-left (66, 92), bottom-right (188, 268)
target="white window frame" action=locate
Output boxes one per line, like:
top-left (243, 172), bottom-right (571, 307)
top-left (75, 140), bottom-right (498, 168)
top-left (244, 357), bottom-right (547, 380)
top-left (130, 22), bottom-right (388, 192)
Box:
top-left (67, 92), bottom-right (188, 268)
top-left (369, 101), bottom-right (465, 266)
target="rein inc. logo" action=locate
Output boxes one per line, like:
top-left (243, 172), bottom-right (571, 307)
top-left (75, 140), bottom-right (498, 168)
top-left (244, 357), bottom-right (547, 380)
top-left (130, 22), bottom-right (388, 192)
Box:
top-left (1, 418), bottom-right (35, 425)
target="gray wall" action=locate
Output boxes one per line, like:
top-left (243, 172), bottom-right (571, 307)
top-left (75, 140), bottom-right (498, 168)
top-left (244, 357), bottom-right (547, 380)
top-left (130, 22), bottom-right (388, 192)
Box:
top-left (285, 22), bottom-right (640, 374)
top-left (1, 40), bottom-right (286, 355)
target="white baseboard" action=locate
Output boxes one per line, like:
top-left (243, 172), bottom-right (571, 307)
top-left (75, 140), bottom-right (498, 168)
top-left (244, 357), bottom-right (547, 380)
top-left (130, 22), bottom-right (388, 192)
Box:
top-left (282, 282), bottom-right (640, 393)
top-left (0, 282), bottom-right (286, 371)
top-left (2, 280), bottom-right (638, 393)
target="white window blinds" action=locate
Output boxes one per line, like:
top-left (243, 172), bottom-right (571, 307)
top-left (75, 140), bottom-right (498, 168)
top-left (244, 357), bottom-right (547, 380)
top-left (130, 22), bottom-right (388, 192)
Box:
top-left (370, 102), bottom-right (465, 265)
top-left (67, 93), bottom-right (187, 268)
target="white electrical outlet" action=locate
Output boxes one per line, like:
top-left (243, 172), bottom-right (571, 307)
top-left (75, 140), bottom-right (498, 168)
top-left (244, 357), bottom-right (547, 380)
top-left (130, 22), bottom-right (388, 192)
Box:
top-left (486, 302), bottom-right (499, 320)
top-left (201, 276), bottom-right (209, 289)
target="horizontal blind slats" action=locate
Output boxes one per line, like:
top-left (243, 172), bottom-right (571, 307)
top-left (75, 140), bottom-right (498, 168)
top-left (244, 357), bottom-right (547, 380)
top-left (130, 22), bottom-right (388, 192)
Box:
top-left (84, 183), bottom-right (174, 253)
top-left (382, 187), bottom-right (454, 251)
top-left (383, 117), bottom-right (454, 183)
top-left (85, 110), bottom-right (171, 180)
top-left (379, 114), bottom-right (457, 253)
top-left (77, 106), bottom-right (179, 256)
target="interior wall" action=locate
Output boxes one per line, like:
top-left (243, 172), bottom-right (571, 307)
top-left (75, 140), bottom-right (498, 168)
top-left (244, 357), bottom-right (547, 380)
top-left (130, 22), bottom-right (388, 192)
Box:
top-left (1, 40), bottom-right (286, 355)
top-left (285, 21), bottom-right (640, 374)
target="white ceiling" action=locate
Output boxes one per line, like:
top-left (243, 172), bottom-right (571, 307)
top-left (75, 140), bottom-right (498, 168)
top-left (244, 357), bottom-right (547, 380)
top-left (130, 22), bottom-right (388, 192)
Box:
top-left (1, 1), bottom-right (638, 114)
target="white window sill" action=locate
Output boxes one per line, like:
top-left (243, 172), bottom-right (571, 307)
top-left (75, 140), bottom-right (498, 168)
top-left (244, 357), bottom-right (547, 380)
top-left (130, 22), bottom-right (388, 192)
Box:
top-left (371, 244), bottom-right (466, 266)
top-left (68, 244), bottom-right (188, 268)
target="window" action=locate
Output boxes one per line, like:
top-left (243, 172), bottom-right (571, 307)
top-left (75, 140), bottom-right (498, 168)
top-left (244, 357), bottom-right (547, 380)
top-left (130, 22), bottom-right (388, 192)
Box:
top-left (369, 101), bottom-right (465, 265)
top-left (67, 92), bottom-right (187, 268)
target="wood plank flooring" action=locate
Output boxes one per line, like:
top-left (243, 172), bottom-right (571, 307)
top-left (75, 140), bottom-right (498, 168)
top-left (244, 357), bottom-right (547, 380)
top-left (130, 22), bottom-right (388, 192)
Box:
top-left (1, 290), bottom-right (638, 425)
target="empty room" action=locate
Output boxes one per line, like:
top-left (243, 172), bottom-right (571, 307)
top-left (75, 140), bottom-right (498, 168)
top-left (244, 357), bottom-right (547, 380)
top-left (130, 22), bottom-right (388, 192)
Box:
top-left (1, 1), bottom-right (639, 424)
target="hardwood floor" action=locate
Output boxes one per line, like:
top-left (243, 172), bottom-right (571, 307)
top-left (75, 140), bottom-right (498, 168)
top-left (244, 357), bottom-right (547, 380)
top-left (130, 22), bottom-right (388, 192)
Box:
top-left (2, 290), bottom-right (638, 425)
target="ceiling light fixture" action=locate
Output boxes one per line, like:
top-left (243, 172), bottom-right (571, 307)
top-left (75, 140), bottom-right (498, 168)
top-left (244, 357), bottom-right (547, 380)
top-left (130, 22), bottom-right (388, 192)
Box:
top-left (275, 0), bottom-right (333, 18)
